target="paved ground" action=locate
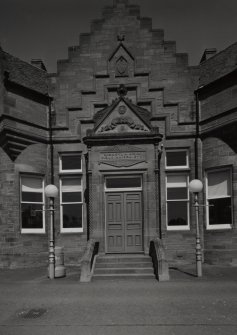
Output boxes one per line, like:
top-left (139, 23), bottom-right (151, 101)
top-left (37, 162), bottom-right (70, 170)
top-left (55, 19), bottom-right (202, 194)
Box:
top-left (0, 264), bottom-right (237, 335)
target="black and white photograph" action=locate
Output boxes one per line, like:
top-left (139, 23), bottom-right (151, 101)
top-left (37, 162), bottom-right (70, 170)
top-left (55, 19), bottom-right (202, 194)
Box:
top-left (0, 0), bottom-right (237, 334)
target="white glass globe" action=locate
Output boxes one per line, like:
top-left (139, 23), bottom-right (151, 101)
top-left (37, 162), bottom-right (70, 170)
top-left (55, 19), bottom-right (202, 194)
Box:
top-left (45, 184), bottom-right (58, 198)
top-left (189, 179), bottom-right (203, 193)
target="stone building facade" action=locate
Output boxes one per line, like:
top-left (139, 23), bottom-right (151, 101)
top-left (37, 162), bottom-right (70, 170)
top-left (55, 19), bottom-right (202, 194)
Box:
top-left (0, 0), bottom-right (236, 268)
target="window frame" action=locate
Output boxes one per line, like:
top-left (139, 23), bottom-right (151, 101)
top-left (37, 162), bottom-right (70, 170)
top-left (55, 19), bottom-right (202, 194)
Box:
top-left (166, 173), bottom-right (190, 231)
top-left (59, 152), bottom-right (83, 233)
top-left (165, 149), bottom-right (189, 170)
top-left (60, 176), bottom-right (83, 233)
top-left (59, 152), bottom-right (82, 173)
top-left (20, 174), bottom-right (45, 234)
top-left (104, 175), bottom-right (142, 192)
top-left (205, 167), bottom-right (232, 230)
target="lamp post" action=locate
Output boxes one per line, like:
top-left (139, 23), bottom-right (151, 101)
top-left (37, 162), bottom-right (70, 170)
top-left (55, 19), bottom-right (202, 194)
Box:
top-left (189, 179), bottom-right (203, 277)
top-left (45, 184), bottom-right (58, 279)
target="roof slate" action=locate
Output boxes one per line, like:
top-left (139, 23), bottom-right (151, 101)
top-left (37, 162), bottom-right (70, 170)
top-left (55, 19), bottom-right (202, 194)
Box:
top-left (199, 42), bottom-right (237, 87)
top-left (2, 51), bottom-right (48, 95)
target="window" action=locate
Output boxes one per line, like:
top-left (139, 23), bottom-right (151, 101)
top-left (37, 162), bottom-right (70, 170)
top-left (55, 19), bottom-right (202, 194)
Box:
top-left (165, 149), bottom-right (190, 230)
top-left (59, 152), bottom-right (83, 233)
top-left (60, 177), bottom-right (83, 232)
top-left (206, 168), bottom-right (232, 229)
top-left (166, 174), bottom-right (190, 230)
top-left (105, 176), bottom-right (142, 191)
top-left (165, 149), bottom-right (189, 169)
top-left (20, 175), bottom-right (45, 233)
top-left (59, 153), bottom-right (82, 173)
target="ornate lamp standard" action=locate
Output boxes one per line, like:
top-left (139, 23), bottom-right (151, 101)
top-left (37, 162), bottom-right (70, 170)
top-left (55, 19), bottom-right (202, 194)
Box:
top-left (189, 179), bottom-right (203, 277)
top-left (45, 184), bottom-right (58, 279)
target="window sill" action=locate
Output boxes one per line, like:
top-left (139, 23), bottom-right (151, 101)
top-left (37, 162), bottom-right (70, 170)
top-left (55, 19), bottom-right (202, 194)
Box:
top-left (60, 229), bottom-right (83, 234)
top-left (21, 230), bottom-right (46, 234)
top-left (206, 225), bottom-right (232, 231)
top-left (166, 226), bottom-right (190, 231)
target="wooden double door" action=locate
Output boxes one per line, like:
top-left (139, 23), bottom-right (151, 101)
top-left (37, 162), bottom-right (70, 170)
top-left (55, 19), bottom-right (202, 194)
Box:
top-left (106, 192), bottom-right (143, 253)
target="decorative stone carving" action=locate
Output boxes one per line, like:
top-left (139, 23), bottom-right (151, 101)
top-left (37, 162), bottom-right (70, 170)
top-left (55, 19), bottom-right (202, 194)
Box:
top-left (118, 105), bottom-right (126, 114)
top-left (99, 116), bottom-right (148, 133)
top-left (116, 56), bottom-right (128, 77)
top-left (108, 39), bottom-right (134, 78)
top-left (117, 84), bottom-right (127, 96)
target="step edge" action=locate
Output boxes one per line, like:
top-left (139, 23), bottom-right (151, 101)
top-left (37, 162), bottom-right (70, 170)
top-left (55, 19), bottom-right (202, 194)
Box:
top-left (93, 274), bottom-right (155, 277)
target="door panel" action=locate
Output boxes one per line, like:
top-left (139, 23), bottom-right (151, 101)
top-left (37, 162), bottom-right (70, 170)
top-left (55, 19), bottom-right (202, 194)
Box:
top-left (106, 192), bottom-right (143, 253)
top-left (125, 193), bottom-right (143, 252)
top-left (106, 193), bottom-right (124, 252)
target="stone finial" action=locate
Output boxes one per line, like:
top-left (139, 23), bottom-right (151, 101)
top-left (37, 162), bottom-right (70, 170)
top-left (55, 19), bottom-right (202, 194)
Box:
top-left (117, 33), bottom-right (125, 42)
top-left (117, 84), bottom-right (127, 97)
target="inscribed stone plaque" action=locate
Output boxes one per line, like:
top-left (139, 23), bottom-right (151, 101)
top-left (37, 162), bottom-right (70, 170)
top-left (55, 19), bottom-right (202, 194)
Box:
top-left (99, 146), bottom-right (146, 167)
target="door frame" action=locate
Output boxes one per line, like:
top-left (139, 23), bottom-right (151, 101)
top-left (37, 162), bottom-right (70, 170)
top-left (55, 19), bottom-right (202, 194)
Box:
top-left (104, 174), bottom-right (144, 253)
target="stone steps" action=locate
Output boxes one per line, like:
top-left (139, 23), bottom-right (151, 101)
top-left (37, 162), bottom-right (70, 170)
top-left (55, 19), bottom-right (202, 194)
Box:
top-left (96, 255), bottom-right (152, 263)
top-left (96, 262), bottom-right (152, 269)
top-left (93, 254), bottom-right (156, 280)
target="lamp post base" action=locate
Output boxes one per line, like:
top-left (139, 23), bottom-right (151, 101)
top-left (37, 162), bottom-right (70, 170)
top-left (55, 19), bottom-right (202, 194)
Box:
top-left (196, 260), bottom-right (202, 277)
top-left (48, 262), bottom-right (55, 280)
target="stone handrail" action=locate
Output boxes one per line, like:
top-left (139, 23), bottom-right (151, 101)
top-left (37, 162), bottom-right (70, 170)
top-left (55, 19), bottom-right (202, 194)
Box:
top-left (80, 239), bottom-right (99, 282)
top-left (149, 238), bottom-right (169, 281)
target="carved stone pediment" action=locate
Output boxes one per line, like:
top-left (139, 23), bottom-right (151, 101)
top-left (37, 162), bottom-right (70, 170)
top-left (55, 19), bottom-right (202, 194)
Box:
top-left (95, 99), bottom-right (150, 135)
top-left (98, 113), bottom-right (149, 134)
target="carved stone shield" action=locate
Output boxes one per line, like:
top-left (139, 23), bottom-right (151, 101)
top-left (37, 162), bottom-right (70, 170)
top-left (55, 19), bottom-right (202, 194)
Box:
top-left (116, 57), bottom-right (128, 75)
